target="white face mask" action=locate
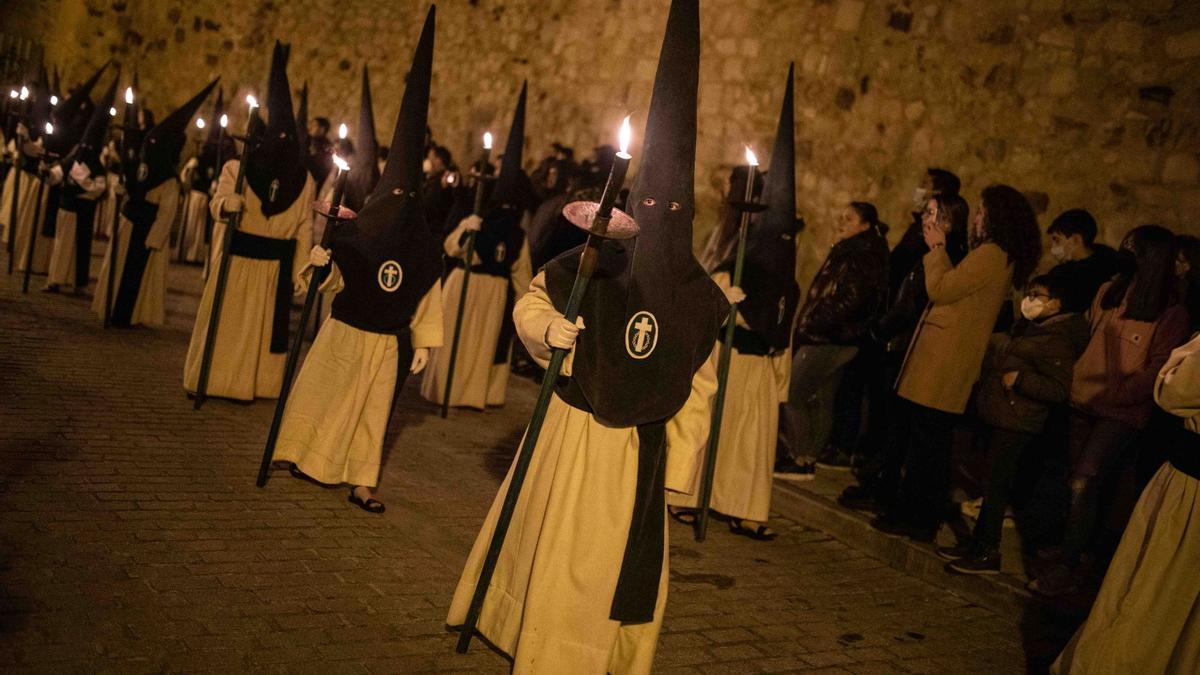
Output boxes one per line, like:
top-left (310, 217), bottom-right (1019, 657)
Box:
top-left (1049, 244), bottom-right (1066, 261)
top-left (422, 158), bottom-right (433, 174)
top-left (912, 187), bottom-right (928, 208)
top-left (1020, 297), bottom-right (1045, 321)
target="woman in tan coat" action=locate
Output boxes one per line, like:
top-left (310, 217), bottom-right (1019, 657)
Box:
top-left (872, 184), bottom-right (1042, 541)
top-left (1052, 331), bottom-right (1200, 673)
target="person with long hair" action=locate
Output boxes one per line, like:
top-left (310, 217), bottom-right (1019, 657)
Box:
top-left (1030, 225), bottom-right (1190, 596)
top-left (872, 184), bottom-right (1041, 541)
top-left (1176, 234), bottom-right (1199, 331)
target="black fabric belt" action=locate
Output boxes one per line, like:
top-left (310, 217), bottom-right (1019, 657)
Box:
top-left (448, 257), bottom-right (508, 279)
top-left (555, 377), bottom-right (665, 625)
top-left (72, 200), bottom-right (97, 289)
top-left (229, 230), bottom-right (295, 353)
top-left (1167, 425), bottom-right (1200, 480)
top-left (111, 218), bottom-right (154, 327)
top-left (731, 325), bottom-right (772, 356)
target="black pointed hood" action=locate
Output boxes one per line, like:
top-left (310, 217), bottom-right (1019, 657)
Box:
top-left (51, 66), bottom-right (61, 98)
top-left (343, 65), bottom-right (380, 211)
top-left (725, 64), bottom-right (800, 351)
top-left (48, 60), bottom-right (109, 155)
top-left (127, 77), bottom-right (217, 200)
top-left (327, 5), bottom-right (441, 337)
top-left (67, 73), bottom-right (119, 174)
top-left (295, 81), bottom-right (309, 154)
top-left (489, 81), bottom-right (528, 209)
top-left (244, 41), bottom-right (307, 216)
top-left (542, 0), bottom-right (726, 431)
top-left (29, 66), bottom-right (54, 141)
top-left (198, 88), bottom-right (237, 184)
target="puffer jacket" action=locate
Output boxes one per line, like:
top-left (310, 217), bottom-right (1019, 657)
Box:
top-left (976, 313), bottom-right (1090, 433)
top-left (794, 228), bottom-right (889, 345)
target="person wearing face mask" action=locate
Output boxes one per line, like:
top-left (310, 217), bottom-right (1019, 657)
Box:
top-left (1030, 225), bottom-right (1189, 597)
top-left (888, 168), bottom-right (961, 300)
top-left (774, 202), bottom-right (889, 480)
top-left (936, 274), bottom-right (1088, 574)
top-left (1045, 209), bottom-right (1119, 313)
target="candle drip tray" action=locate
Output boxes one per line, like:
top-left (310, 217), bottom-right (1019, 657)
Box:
top-left (562, 201), bottom-right (639, 240)
top-left (311, 202), bottom-right (357, 220)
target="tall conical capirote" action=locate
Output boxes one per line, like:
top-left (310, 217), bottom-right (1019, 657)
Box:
top-left (732, 63), bottom-right (800, 351)
top-left (69, 71), bottom-right (120, 173)
top-left (244, 40), bottom-right (307, 216)
top-left (295, 81), bottom-right (309, 153)
top-left (489, 81), bottom-right (527, 208)
top-left (343, 65), bottom-right (380, 211)
top-left (48, 60), bottom-right (110, 155)
top-left (131, 77), bottom-right (219, 196)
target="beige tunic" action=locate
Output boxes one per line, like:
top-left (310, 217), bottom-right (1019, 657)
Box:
top-left (94, 171), bottom-right (120, 239)
top-left (1, 142), bottom-right (53, 274)
top-left (90, 180), bottom-right (179, 327)
top-left (46, 165), bottom-right (107, 288)
top-left (182, 160), bottom-right (314, 401)
top-left (667, 274), bottom-right (790, 522)
top-left (447, 272), bottom-right (716, 674)
top-left (180, 190), bottom-right (210, 263)
top-left (274, 269), bottom-right (443, 488)
top-left (420, 223), bottom-right (532, 410)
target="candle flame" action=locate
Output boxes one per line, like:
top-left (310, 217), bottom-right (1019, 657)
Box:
top-left (219, 113), bottom-right (229, 128)
top-left (744, 145), bottom-right (759, 167)
top-left (245, 94), bottom-right (259, 109)
top-left (109, 107), bottom-right (117, 117)
top-left (483, 132), bottom-right (493, 150)
top-left (19, 86), bottom-right (29, 100)
top-left (195, 118), bottom-right (206, 130)
top-left (50, 95), bottom-right (58, 106)
top-left (332, 154), bottom-right (350, 172)
top-left (447, 173), bottom-right (457, 185)
top-left (124, 87), bottom-right (133, 105)
top-left (44, 122), bottom-right (54, 135)
top-left (619, 115), bottom-right (632, 155)
top-left (7, 90), bottom-right (16, 99)
top-left (338, 123), bottom-right (348, 140)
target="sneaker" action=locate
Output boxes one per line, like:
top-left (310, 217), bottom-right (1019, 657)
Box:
top-left (1028, 564), bottom-right (1077, 597)
top-left (816, 446), bottom-right (853, 471)
top-left (936, 542), bottom-right (975, 562)
top-left (774, 458), bottom-right (816, 481)
top-left (947, 547), bottom-right (1002, 575)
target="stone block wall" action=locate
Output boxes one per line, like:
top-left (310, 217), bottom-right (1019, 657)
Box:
top-left (6, 0), bottom-right (1199, 282)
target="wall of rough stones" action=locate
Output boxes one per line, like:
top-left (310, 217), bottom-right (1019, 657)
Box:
top-left (6, 0), bottom-right (1200, 281)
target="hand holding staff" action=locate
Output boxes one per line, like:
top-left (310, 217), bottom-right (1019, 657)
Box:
top-left (193, 95), bottom-right (258, 409)
top-left (455, 117), bottom-right (635, 654)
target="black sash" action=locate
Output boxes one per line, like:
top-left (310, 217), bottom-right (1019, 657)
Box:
top-left (111, 213), bottom-right (155, 327)
top-left (555, 378), bottom-right (666, 624)
top-left (229, 230), bottom-right (296, 353)
top-left (731, 325), bottom-right (772, 356)
top-left (1167, 426), bottom-right (1200, 481)
top-left (448, 256), bottom-right (509, 279)
top-left (72, 200), bottom-right (97, 289)
top-left (40, 184), bottom-right (60, 237)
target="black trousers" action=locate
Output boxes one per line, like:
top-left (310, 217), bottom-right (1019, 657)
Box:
top-left (972, 427), bottom-right (1036, 548)
top-left (889, 399), bottom-right (959, 531)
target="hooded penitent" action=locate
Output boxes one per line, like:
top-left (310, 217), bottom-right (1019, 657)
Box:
top-left (243, 41), bottom-right (307, 217)
top-left (325, 5), bottom-right (440, 337)
top-left (28, 66), bottom-right (54, 144)
top-left (715, 64), bottom-right (800, 352)
top-left (342, 66), bottom-right (380, 212)
top-left (193, 88), bottom-right (237, 193)
top-left (47, 60), bottom-right (109, 157)
top-left (542, 0), bottom-right (726, 624)
top-left (295, 81), bottom-right (309, 158)
top-left (62, 74), bottom-right (119, 187)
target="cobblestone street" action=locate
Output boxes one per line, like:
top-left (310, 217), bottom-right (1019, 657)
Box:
top-left (0, 265), bottom-right (1037, 673)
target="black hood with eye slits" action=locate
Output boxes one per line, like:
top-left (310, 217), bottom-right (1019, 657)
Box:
top-left (243, 41), bottom-right (308, 217)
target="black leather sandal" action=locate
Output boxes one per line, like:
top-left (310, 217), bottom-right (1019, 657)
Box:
top-left (727, 518), bottom-right (777, 541)
top-left (348, 490), bottom-right (386, 514)
top-left (668, 507), bottom-right (698, 525)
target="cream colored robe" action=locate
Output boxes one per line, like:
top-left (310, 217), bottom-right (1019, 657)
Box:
top-left (182, 159), bottom-right (314, 401)
top-left (447, 272), bottom-right (717, 675)
top-left (667, 272), bottom-right (791, 522)
top-left (274, 267), bottom-right (443, 488)
top-left (46, 165), bottom-right (107, 289)
top-left (1, 141), bottom-right (52, 274)
top-left (420, 221), bottom-right (532, 410)
top-left (180, 190), bottom-right (210, 263)
top-left (90, 179), bottom-right (179, 327)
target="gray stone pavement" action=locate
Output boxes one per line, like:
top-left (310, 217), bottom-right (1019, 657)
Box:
top-left (0, 260), bottom-right (1039, 673)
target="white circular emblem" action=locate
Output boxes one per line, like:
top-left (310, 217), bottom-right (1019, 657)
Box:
top-left (624, 311), bottom-right (659, 360)
top-left (495, 242), bottom-right (507, 263)
top-left (377, 260), bottom-right (403, 292)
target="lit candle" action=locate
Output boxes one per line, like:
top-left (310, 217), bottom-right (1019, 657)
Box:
top-left (595, 115), bottom-right (633, 219)
top-left (743, 145), bottom-right (759, 203)
top-left (244, 95), bottom-right (259, 137)
top-left (472, 132), bottom-right (493, 215)
top-left (124, 87), bottom-right (134, 105)
top-left (196, 117), bottom-right (206, 130)
top-left (219, 113), bottom-right (228, 129)
top-left (44, 122), bottom-right (53, 135)
top-left (109, 107), bottom-right (117, 117)
top-left (338, 123), bottom-right (348, 140)
top-left (19, 86), bottom-right (29, 101)
top-left (49, 95), bottom-right (58, 106)
top-left (329, 153), bottom-right (350, 213)
top-left (7, 90), bottom-right (16, 99)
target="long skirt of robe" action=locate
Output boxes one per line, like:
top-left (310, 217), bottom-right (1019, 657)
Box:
top-left (182, 254), bottom-right (288, 401)
top-left (447, 394), bottom-right (667, 674)
top-left (180, 190), bottom-right (209, 263)
top-left (1, 172), bottom-right (52, 274)
top-left (667, 347), bottom-right (782, 523)
top-left (45, 208), bottom-right (79, 287)
top-left (96, 184), bottom-right (118, 239)
top-left (90, 216), bottom-right (168, 327)
top-left (1052, 463), bottom-right (1200, 673)
top-left (420, 268), bottom-right (509, 410)
top-left (274, 319), bottom-right (406, 489)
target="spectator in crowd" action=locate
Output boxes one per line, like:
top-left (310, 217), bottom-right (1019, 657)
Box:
top-left (1176, 234), bottom-right (1199, 330)
top-left (938, 273), bottom-right (1089, 574)
top-left (1030, 225), bottom-right (1190, 597)
top-left (1045, 209), bottom-right (1120, 313)
top-left (872, 185), bottom-right (1041, 541)
top-left (889, 168), bottom-right (962, 299)
top-left (1053, 332), bottom-right (1200, 673)
top-left (840, 192), bottom-right (969, 510)
top-left (775, 202), bottom-right (888, 479)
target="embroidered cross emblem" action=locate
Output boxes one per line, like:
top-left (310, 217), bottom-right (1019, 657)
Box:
top-left (269, 178), bottom-right (279, 202)
top-left (377, 260), bottom-right (403, 292)
top-left (624, 311), bottom-right (659, 359)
